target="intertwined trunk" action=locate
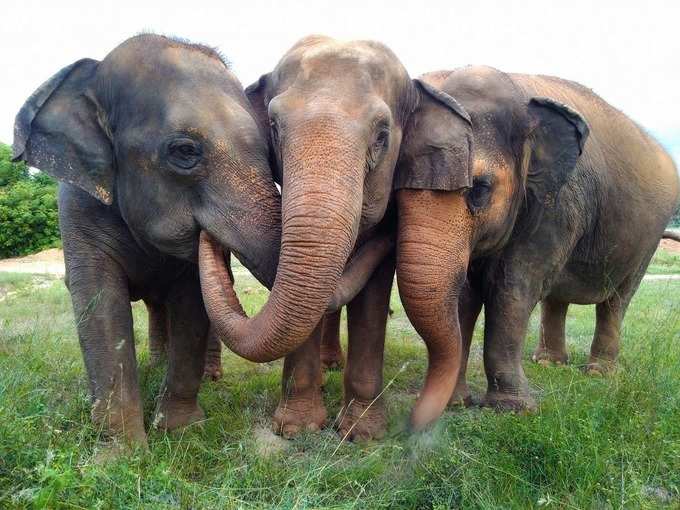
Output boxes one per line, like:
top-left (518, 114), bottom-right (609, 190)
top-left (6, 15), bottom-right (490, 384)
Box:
top-left (199, 126), bottom-right (364, 362)
top-left (396, 189), bottom-right (472, 431)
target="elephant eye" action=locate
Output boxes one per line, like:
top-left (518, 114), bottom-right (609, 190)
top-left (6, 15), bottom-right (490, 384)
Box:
top-left (166, 137), bottom-right (203, 174)
top-left (373, 128), bottom-right (390, 152)
top-left (366, 127), bottom-right (390, 173)
top-left (467, 176), bottom-right (492, 212)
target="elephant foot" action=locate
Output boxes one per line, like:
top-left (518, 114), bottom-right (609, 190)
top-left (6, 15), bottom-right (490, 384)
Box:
top-left (532, 348), bottom-right (569, 366)
top-left (336, 398), bottom-right (386, 442)
top-left (481, 391), bottom-right (537, 413)
top-left (449, 383), bottom-right (473, 407)
top-left (153, 397), bottom-right (205, 431)
top-left (272, 394), bottom-right (327, 438)
top-left (320, 347), bottom-right (345, 370)
top-left (91, 397), bottom-right (148, 446)
top-left (203, 358), bottom-right (223, 381)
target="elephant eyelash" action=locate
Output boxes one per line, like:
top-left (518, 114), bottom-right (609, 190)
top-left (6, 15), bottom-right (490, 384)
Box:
top-left (365, 126), bottom-right (390, 173)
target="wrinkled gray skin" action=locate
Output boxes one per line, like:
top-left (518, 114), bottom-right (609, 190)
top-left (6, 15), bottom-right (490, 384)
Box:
top-left (198, 35), bottom-right (473, 439)
top-left (12, 34), bottom-right (282, 446)
top-left (396, 66), bottom-right (680, 413)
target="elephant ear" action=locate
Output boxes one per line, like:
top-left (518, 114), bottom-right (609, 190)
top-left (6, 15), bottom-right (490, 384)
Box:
top-left (12, 58), bottom-right (114, 205)
top-left (524, 97), bottom-right (589, 206)
top-left (394, 79), bottom-right (473, 191)
top-left (245, 73), bottom-right (281, 183)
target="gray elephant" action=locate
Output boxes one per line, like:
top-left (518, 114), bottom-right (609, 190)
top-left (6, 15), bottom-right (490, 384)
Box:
top-left (12, 34), bottom-right (282, 446)
top-left (198, 35), bottom-right (472, 439)
top-left (393, 66), bottom-right (679, 419)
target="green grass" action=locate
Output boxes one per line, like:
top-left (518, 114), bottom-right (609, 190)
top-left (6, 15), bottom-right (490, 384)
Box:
top-left (1, 267), bottom-right (679, 509)
top-left (647, 248), bottom-right (680, 275)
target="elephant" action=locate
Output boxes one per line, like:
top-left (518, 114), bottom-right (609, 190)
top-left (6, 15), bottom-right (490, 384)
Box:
top-left (394, 66), bottom-right (679, 416)
top-left (12, 34), bottom-right (283, 446)
top-left (144, 300), bottom-right (222, 380)
top-left (198, 35), bottom-right (473, 439)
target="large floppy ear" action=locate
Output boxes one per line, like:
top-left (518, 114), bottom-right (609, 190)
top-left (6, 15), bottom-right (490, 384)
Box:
top-left (245, 73), bottom-right (281, 183)
top-left (524, 97), bottom-right (589, 206)
top-left (394, 79), bottom-right (473, 191)
top-left (12, 58), bottom-right (114, 205)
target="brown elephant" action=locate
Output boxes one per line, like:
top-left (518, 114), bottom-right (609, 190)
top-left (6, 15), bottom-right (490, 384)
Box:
top-left (395, 66), bottom-right (679, 416)
top-left (198, 35), bottom-right (473, 439)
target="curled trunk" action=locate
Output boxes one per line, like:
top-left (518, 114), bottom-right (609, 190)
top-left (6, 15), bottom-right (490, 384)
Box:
top-left (199, 136), bottom-right (364, 362)
top-left (396, 189), bottom-right (472, 431)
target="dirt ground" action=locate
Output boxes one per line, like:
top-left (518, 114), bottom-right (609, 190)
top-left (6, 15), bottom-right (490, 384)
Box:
top-left (1, 240), bottom-right (680, 277)
top-left (659, 238), bottom-right (680, 254)
top-left (0, 248), bottom-right (65, 276)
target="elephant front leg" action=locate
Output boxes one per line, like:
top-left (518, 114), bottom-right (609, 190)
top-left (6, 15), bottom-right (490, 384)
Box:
top-left (320, 309), bottom-right (344, 370)
top-left (69, 268), bottom-right (146, 446)
top-left (482, 287), bottom-right (538, 411)
top-left (273, 323), bottom-right (327, 437)
top-left (153, 273), bottom-right (209, 431)
top-left (450, 281), bottom-right (482, 407)
top-left (337, 254), bottom-right (394, 442)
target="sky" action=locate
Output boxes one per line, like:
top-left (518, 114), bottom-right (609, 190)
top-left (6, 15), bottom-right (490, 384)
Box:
top-left (2, 0), bottom-right (679, 163)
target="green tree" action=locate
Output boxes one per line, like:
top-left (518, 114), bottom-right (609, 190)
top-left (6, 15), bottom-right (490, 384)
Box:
top-left (0, 142), bottom-right (60, 258)
top-left (0, 143), bottom-right (29, 187)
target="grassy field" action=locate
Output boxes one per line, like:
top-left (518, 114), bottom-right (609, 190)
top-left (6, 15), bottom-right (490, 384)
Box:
top-left (647, 248), bottom-right (680, 275)
top-left (1, 254), bottom-right (680, 509)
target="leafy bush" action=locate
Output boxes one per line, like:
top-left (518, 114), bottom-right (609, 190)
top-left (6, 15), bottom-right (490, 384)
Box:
top-left (0, 142), bottom-right (60, 258)
top-left (669, 204), bottom-right (680, 228)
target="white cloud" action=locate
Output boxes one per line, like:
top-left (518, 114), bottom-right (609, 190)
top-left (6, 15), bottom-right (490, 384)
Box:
top-left (2, 0), bottom-right (679, 155)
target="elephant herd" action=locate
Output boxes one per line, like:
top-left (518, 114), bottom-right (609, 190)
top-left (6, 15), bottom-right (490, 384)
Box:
top-left (12, 33), bottom-right (679, 447)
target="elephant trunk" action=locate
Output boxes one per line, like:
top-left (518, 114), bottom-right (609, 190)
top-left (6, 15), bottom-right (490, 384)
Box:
top-left (199, 128), bottom-right (364, 362)
top-left (396, 189), bottom-right (472, 431)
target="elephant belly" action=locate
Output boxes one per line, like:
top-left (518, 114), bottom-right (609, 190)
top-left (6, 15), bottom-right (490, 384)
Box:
top-left (546, 261), bottom-right (632, 305)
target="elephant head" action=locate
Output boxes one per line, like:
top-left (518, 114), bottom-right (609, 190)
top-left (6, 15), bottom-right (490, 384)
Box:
top-left (395, 66), bottom-right (589, 419)
top-left (13, 34), bottom-right (281, 286)
top-left (198, 35), bottom-right (472, 430)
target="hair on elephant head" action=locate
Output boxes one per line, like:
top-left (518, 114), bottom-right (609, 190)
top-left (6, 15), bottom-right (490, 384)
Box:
top-left (13, 34), bottom-right (281, 286)
top-left (197, 35), bottom-right (473, 431)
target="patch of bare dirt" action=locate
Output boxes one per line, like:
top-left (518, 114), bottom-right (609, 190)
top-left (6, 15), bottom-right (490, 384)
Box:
top-left (252, 426), bottom-right (289, 457)
top-left (659, 238), bottom-right (680, 254)
top-left (0, 248), bottom-right (65, 276)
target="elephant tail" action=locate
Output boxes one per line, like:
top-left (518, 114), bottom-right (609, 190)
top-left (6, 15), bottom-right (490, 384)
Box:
top-left (662, 230), bottom-right (680, 243)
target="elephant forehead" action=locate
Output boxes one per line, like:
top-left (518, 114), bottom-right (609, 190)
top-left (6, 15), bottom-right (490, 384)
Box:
top-left (300, 42), bottom-right (374, 68)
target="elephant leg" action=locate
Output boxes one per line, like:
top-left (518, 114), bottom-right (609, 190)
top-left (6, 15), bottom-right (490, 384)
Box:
top-left (450, 280), bottom-right (482, 407)
top-left (532, 298), bottom-right (569, 365)
top-left (68, 262), bottom-right (146, 445)
top-left (587, 296), bottom-right (624, 374)
top-left (153, 271), bottom-right (209, 431)
top-left (337, 254), bottom-right (395, 442)
top-left (587, 267), bottom-right (643, 375)
top-left (203, 326), bottom-right (223, 381)
top-left (320, 309), bottom-right (344, 370)
top-left (482, 286), bottom-right (538, 411)
top-left (146, 300), bottom-right (168, 366)
top-left (273, 322), bottom-right (327, 438)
